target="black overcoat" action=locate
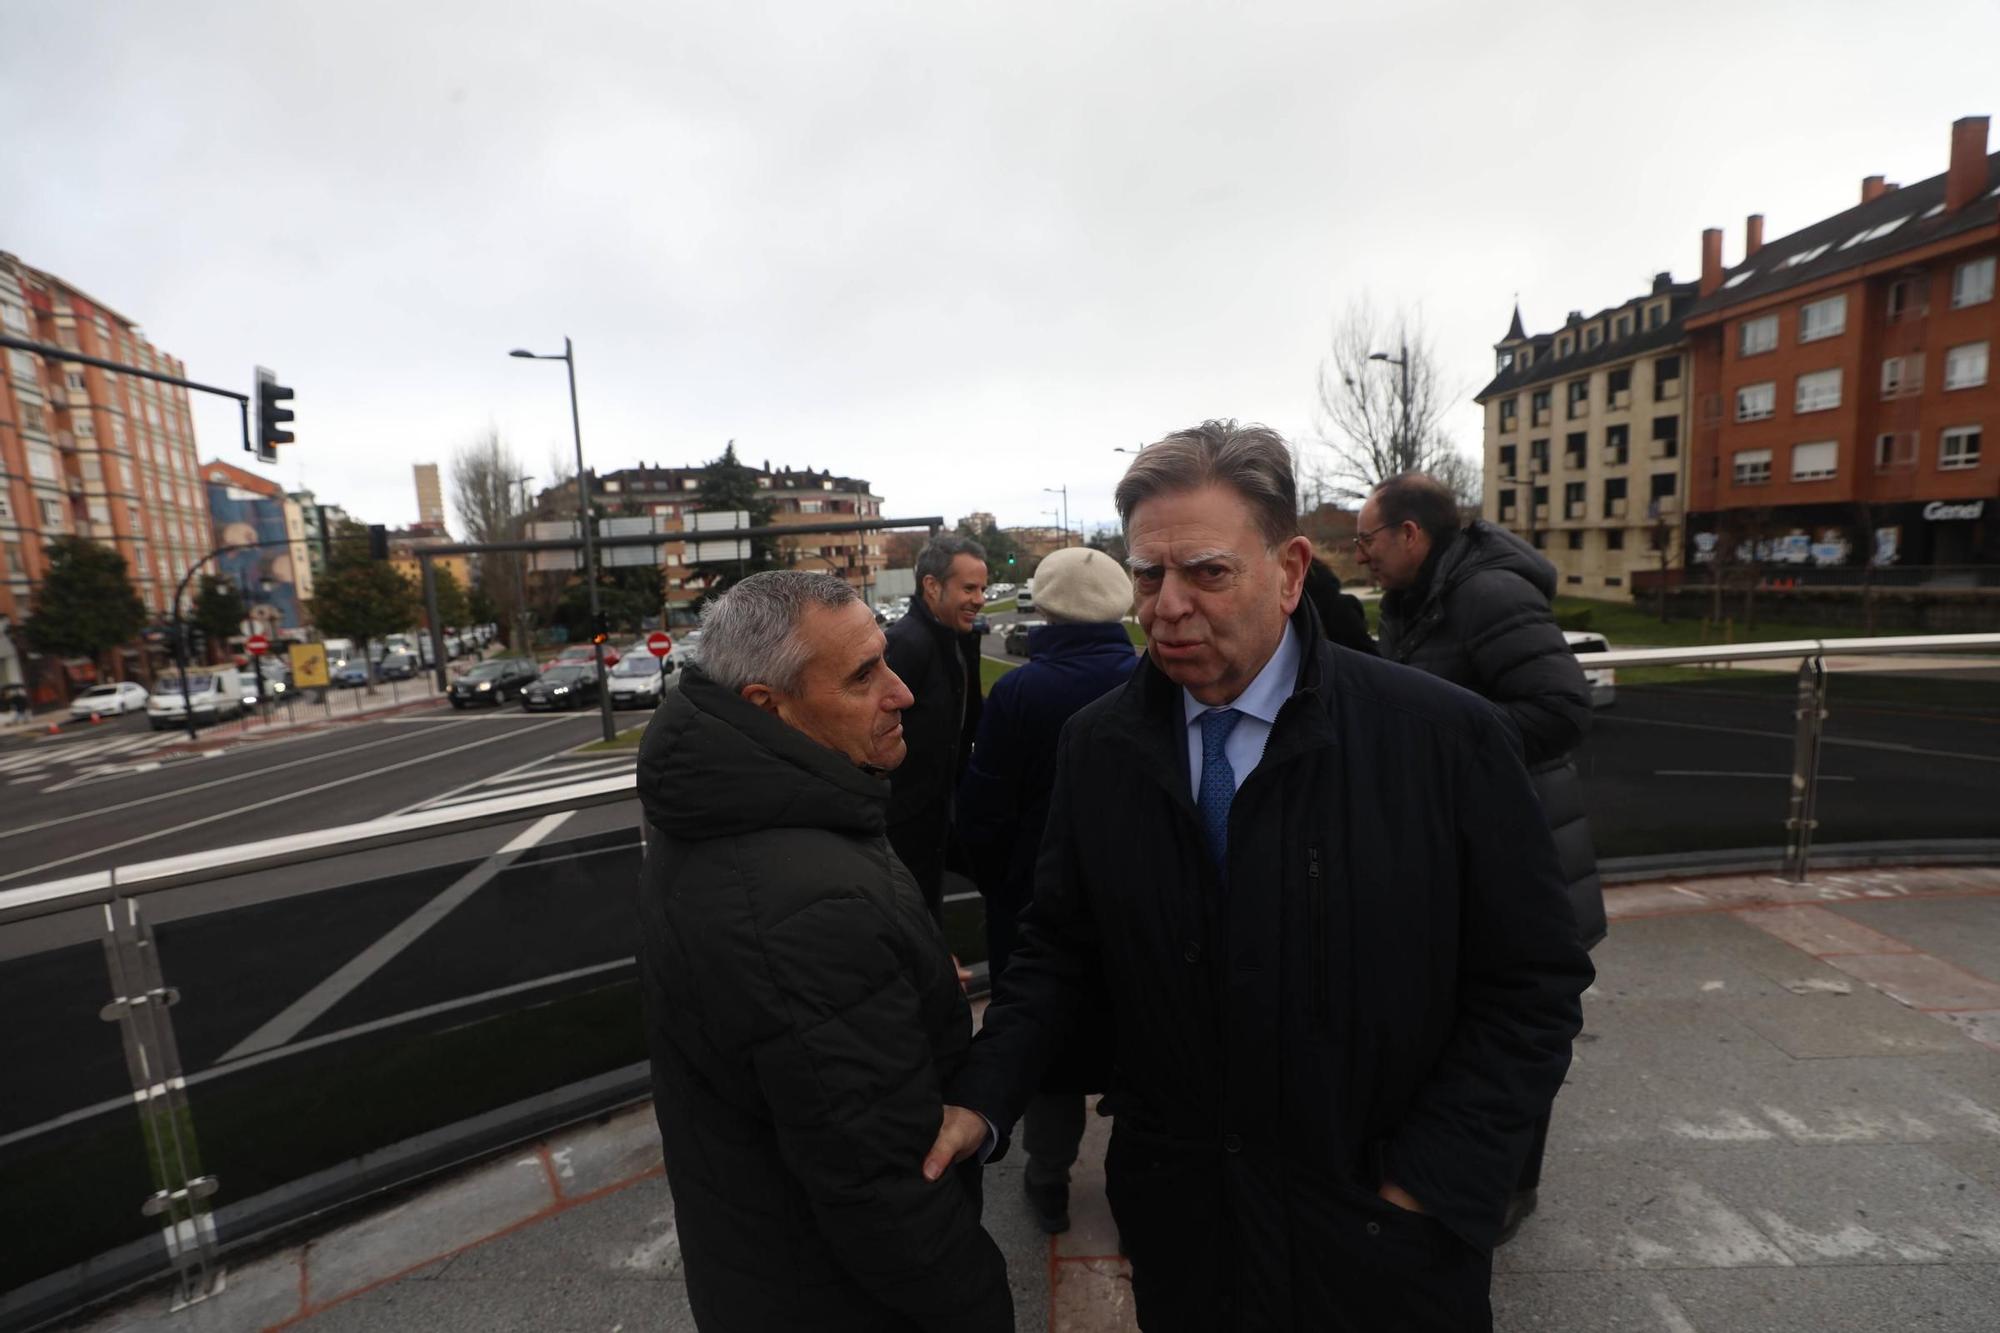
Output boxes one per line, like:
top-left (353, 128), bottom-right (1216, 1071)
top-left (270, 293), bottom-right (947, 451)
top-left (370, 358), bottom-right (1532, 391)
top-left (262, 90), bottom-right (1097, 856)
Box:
top-left (1377, 520), bottom-right (1606, 947)
top-left (635, 667), bottom-right (1011, 1333)
top-left (883, 595), bottom-right (984, 914)
top-left (949, 609), bottom-right (1593, 1332)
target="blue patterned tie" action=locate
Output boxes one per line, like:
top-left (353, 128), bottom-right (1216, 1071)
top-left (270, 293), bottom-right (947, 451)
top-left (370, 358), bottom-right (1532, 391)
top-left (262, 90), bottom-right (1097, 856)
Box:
top-left (1198, 708), bottom-right (1243, 874)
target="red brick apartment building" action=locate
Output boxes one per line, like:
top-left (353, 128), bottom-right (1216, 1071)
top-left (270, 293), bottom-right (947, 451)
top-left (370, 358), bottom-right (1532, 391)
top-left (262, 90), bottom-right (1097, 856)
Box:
top-left (1686, 116), bottom-right (2000, 578)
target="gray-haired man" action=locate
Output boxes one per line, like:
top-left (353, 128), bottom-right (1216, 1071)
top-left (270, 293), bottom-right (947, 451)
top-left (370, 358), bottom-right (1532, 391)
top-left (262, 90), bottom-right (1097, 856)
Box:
top-left (636, 571), bottom-right (1011, 1332)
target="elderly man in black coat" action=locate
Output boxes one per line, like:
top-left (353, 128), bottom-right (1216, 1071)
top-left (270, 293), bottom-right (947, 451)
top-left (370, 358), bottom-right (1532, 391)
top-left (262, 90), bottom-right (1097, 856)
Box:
top-left (884, 534), bottom-right (989, 921)
top-left (1361, 471), bottom-right (1607, 1241)
top-left (925, 421), bottom-right (1592, 1332)
top-left (636, 571), bottom-right (1011, 1333)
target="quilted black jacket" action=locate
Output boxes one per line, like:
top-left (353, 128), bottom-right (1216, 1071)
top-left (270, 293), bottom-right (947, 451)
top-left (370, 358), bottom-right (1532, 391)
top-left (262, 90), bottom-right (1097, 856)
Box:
top-left (635, 666), bottom-right (1012, 1332)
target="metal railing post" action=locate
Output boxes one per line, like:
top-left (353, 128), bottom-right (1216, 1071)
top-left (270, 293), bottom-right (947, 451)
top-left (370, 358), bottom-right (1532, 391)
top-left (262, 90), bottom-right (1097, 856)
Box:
top-left (97, 879), bottom-right (220, 1308)
top-left (1781, 654), bottom-right (1829, 884)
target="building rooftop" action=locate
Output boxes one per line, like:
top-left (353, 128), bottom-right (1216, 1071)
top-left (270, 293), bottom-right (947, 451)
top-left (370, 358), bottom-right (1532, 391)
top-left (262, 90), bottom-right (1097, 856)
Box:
top-left (1477, 277), bottom-right (1699, 402)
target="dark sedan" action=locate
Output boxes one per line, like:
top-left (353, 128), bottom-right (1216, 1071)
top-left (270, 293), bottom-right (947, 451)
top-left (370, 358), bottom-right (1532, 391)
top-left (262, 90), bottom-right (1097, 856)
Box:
top-left (1002, 619), bottom-right (1045, 657)
top-left (520, 663), bottom-right (601, 711)
top-left (378, 652), bottom-right (418, 680)
top-left (449, 657), bottom-right (538, 708)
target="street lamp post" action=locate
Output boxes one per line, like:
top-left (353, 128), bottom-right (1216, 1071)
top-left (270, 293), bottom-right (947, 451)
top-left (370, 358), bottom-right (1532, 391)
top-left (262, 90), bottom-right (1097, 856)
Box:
top-left (1042, 485), bottom-right (1070, 547)
top-left (1369, 343), bottom-right (1412, 461)
top-left (507, 473), bottom-right (534, 656)
top-left (510, 338), bottom-right (615, 743)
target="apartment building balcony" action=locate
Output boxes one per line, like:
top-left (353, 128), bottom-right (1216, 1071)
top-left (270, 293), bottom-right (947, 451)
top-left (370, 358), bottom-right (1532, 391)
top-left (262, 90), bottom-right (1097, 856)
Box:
top-left (1608, 390), bottom-right (1633, 411)
top-left (1564, 452), bottom-right (1586, 471)
top-left (1655, 378), bottom-right (1682, 401)
top-left (1531, 409), bottom-right (1552, 428)
top-left (1532, 503), bottom-right (1550, 522)
top-left (1648, 499), bottom-right (1680, 519)
top-left (1563, 504), bottom-right (1587, 521)
top-left (1605, 498), bottom-right (1630, 519)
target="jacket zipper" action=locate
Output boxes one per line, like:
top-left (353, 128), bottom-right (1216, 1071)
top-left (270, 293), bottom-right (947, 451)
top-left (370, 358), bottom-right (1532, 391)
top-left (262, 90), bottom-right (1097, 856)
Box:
top-left (1308, 843), bottom-right (1328, 1030)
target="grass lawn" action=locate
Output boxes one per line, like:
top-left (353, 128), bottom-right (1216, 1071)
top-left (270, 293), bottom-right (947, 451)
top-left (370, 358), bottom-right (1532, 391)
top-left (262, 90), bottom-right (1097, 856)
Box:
top-left (980, 656), bottom-right (1017, 691)
top-left (984, 597), bottom-right (1017, 614)
top-left (1550, 595), bottom-right (1908, 649)
top-left (575, 723), bottom-right (647, 752)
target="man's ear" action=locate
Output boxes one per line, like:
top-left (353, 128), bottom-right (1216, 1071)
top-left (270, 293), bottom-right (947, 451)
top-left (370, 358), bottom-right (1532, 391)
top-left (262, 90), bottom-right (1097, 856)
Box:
top-left (740, 683), bottom-right (781, 716)
top-left (1277, 535), bottom-right (1313, 614)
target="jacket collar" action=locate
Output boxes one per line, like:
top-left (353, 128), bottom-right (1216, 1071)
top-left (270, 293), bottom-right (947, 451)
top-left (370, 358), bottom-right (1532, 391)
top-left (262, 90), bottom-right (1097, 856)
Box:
top-left (1026, 620), bottom-right (1134, 658)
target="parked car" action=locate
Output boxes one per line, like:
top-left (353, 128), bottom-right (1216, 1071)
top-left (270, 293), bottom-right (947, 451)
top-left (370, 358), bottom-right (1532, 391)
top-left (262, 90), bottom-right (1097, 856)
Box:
top-left (1566, 631), bottom-right (1617, 709)
top-left (1016, 581), bottom-right (1035, 611)
top-left (332, 661), bottom-right (371, 688)
top-left (1003, 619), bottom-right (1046, 657)
top-left (378, 652), bottom-right (418, 681)
top-left (521, 663), bottom-right (601, 711)
top-left (449, 657), bottom-right (538, 708)
top-left (972, 613), bottom-right (991, 636)
top-left (146, 670), bottom-right (249, 730)
top-left (676, 628), bottom-right (703, 666)
top-left (546, 642), bottom-right (621, 673)
top-left (608, 652), bottom-right (672, 709)
top-left (69, 681), bottom-right (150, 719)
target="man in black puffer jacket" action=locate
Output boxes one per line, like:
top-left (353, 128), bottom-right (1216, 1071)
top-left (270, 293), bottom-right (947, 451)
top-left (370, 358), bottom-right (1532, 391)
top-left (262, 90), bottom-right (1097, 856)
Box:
top-left (1361, 471), bottom-right (1605, 1243)
top-left (636, 571), bottom-right (1012, 1333)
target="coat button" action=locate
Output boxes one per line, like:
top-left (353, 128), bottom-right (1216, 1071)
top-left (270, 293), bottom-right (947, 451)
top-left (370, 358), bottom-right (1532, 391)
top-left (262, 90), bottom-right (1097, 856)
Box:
top-left (1366, 1221), bottom-right (1381, 1236)
top-left (1223, 1133), bottom-right (1242, 1153)
top-left (1183, 941), bottom-right (1201, 963)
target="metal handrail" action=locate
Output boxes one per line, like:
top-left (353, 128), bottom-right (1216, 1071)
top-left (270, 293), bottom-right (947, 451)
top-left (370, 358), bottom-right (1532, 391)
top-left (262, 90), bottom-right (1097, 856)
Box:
top-left (0, 773), bottom-right (637, 927)
top-left (1583, 631), bottom-right (2000, 670)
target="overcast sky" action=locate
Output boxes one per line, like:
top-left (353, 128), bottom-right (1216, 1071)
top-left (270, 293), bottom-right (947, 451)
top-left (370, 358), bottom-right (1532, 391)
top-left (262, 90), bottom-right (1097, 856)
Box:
top-left (6, 1), bottom-right (1997, 537)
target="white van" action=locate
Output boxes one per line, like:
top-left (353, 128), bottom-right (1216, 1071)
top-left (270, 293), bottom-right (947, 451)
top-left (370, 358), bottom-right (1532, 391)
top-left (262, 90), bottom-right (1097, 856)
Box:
top-left (1017, 578), bottom-right (1035, 612)
top-left (1565, 631), bottom-right (1616, 709)
top-left (147, 669), bottom-right (250, 731)
top-left (321, 638), bottom-right (356, 668)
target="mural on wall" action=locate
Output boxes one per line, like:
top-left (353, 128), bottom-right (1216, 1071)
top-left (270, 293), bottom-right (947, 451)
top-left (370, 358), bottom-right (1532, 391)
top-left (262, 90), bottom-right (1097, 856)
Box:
top-left (209, 484), bottom-right (302, 632)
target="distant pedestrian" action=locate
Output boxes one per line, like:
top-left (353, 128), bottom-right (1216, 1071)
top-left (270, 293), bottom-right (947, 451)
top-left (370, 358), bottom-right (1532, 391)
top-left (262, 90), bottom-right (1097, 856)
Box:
top-left (1301, 556), bottom-right (1378, 655)
top-left (1361, 470), bottom-right (1606, 1243)
top-left (884, 534), bottom-right (989, 921)
top-left (635, 571), bottom-right (1012, 1333)
top-left (1, 681), bottom-right (27, 727)
top-left (957, 545), bottom-right (1137, 1234)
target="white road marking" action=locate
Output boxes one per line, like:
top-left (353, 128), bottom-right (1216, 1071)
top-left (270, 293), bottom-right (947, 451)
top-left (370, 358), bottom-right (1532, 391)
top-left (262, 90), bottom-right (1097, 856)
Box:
top-left (220, 810), bottom-right (576, 1060)
top-left (0, 717), bottom-right (567, 885)
top-left (0, 718), bottom-right (482, 843)
top-left (412, 759), bottom-right (636, 811)
top-left (1613, 713), bottom-right (2000, 765)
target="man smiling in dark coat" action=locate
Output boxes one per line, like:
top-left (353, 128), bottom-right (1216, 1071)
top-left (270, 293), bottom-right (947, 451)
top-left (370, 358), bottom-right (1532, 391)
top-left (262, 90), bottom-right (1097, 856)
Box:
top-left (637, 571), bottom-right (1011, 1333)
top-left (924, 422), bottom-right (1592, 1332)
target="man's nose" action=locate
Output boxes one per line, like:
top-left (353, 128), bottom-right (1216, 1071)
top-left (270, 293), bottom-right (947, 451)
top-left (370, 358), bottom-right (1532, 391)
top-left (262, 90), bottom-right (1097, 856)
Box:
top-left (884, 669), bottom-right (915, 711)
top-left (1153, 573), bottom-right (1194, 619)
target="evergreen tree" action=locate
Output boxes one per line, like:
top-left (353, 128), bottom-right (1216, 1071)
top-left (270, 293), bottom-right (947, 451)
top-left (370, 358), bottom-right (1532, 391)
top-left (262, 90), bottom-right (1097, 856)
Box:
top-left (310, 522), bottom-right (422, 684)
top-left (687, 441), bottom-right (780, 596)
top-left (430, 564), bottom-right (472, 631)
top-left (22, 536), bottom-right (147, 661)
top-left (191, 574), bottom-right (247, 649)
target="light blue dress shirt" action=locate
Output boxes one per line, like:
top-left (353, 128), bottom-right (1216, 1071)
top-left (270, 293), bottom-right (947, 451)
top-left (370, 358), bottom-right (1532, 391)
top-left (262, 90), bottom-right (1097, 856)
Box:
top-left (1182, 623), bottom-right (1301, 799)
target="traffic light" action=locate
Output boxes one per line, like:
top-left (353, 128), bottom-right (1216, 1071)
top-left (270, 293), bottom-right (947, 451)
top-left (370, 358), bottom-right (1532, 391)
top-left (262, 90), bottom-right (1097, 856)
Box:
top-left (591, 612), bottom-right (610, 645)
top-left (367, 524), bottom-right (389, 560)
top-left (1006, 553), bottom-right (1017, 566)
top-left (253, 365), bottom-right (294, 463)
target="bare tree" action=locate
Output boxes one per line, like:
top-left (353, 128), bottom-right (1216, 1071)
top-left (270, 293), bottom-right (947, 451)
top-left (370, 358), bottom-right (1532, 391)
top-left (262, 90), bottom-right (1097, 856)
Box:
top-left (449, 427), bottom-right (529, 647)
top-left (1308, 300), bottom-right (1470, 503)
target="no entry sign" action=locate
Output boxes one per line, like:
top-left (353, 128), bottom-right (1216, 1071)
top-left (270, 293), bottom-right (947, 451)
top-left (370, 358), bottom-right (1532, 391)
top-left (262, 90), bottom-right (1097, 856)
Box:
top-left (246, 634), bottom-right (270, 657)
top-left (646, 631), bottom-right (674, 658)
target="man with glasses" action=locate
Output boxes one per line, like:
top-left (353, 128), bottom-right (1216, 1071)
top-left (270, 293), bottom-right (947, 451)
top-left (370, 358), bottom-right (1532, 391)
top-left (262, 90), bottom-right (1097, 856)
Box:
top-left (1359, 471), bottom-right (1606, 1245)
top-left (925, 423), bottom-right (1591, 1331)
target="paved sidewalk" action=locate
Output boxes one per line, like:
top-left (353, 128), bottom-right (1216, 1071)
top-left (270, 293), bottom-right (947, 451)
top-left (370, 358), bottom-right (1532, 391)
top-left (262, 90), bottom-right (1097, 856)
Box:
top-left (70, 866), bottom-right (2000, 1332)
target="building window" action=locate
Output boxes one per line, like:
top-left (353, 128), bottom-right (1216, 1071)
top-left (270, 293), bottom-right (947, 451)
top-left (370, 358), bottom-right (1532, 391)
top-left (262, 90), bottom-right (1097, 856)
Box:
top-left (1734, 448), bottom-right (1774, 485)
top-left (73, 415), bottom-right (94, 439)
top-left (1944, 341), bottom-right (1989, 390)
top-left (1740, 315), bottom-right (1779, 356)
top-left (1605, 576), bottom-right (1624, 588)
top-left (1798, 294), bottom-right (1847, 343)
top-left (1564, 481), bottom-right (1586, 519)
top-left (0, 492), bottom-right (10, 521)
top-left (1608, 367), bottom-right (1632, 407)
top-left (0, 301), bottom-right (26, 334)
top-left (1603, 476), bottom-right (1628, 518)
top-left (1498, 444), bottom-right (1516, 473)
top-left (1604, 424), bottom-right (1629, 465)
top-left (1792, 440), bottom-right (1839, 481)
top-left (1940, 425), bottom-right (1983, 470)
top-left (1499, 398), bottom-right (1518, 432)
top-left (1952, 256), bottom-right (1995, 308)
top-left (1654, 355), bottom-right (1681, 400)
top-left (1606, 529), bottom-right (1626, 550)
top-left (40, 497), bottom-right (65, 529)
top-left (1531, 532), bottom-right (1546, 549)
top-left (1563, 433), bottom-right (1585, 469)
top-left (1567, 379), bottom-right (1589, 418)
top-left (1651, 415), bottom-right (1679, 458)
top-left (1496, 348), bottom-right (1515, 375)
top-left (1529, 438), bottom-right (1550, 473)
top-left (1795, 368), bottom-right (1843, 414)
top-left (1566, 531), bottom-right (1583, 550)
top-left (1614, 314), bottom-right (1633, 339)
top-left (1585, 326), bottom-right (1602, 349)
top-left (22, 401), bottom-right (46, 433)
top-left (1557, 336), bottom-right (1573, 358)
top-left (1649, 472), bottom-right (1677, 502)
top-left (1886, 276), bottom-right (1926, 321)
top-left (65, 370), bottom-right (87, 394)
top-left (1646, 302), bottom-right (1665, 330)
top-left (1531, 387), bottom-right (1550, 425)
top-left (27, 442), bottom-right (58, 481)
top-left (1532, 485), bottom-right (1549, 517)
top-left (1875, 431), bottom-right (1917, 470)
top-left (1498, 489), bottom-right (1518, 519)
top-left (1881, 354), bottom-right (1924, 398)
top-left (800, 499), bottom-right (825, 513)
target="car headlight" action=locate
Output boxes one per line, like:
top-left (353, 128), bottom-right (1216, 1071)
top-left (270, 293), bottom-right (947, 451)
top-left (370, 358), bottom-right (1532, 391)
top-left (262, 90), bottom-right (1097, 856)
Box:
top-left (551, 686), bottom-right (568, 694)
top-left (476, 681), bottom-right (492, 692)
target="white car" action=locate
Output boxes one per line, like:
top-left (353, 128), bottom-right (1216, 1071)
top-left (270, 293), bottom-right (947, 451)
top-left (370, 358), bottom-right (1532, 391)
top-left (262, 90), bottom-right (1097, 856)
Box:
top-left (68, 681), bottom-right (150, 719)
top-left (608, 652), bottom-right (674, 709)
top-left (1565, 631), bottom-right (1616, 709)
top-left (146, 669), bottom-right (250, 730)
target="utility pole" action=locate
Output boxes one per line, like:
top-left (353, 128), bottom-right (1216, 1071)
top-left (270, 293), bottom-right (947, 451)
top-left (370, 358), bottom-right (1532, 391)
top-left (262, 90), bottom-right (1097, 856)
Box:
top-left (1043, 484), bottom-right (1070, 546)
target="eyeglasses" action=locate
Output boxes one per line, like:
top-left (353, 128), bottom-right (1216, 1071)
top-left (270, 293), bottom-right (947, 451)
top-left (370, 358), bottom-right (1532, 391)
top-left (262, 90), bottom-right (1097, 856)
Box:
top-left (1352, 523), bottom-right (1399, 552)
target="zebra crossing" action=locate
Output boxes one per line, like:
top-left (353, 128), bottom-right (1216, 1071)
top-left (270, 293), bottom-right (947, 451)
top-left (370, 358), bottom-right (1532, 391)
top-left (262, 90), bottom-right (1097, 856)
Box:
top-left (0, 731), bottom-right (181, 790)
top-left (398, 752), bottom-right (638, 815)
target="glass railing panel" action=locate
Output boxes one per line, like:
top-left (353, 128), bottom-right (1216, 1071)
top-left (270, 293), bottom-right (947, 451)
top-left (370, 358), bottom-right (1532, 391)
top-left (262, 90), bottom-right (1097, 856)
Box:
top-left (1814, 656), bottom-right (2000, 851)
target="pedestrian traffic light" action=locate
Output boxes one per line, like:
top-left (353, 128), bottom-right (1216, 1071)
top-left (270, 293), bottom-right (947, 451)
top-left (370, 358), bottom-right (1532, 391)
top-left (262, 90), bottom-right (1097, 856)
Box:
top-left (254, 366), bottom-right (294, 463)
top-left (1007, 553), bottom-right (1017, 566)
top-left (367, 524), bottom-right (389, 560)
top-left (591, 612), bottom-right (610, 645)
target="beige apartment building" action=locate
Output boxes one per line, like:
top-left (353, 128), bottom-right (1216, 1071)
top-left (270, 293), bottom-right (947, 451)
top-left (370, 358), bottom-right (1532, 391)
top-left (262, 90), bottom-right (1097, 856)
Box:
top-left (1476, 273), bottom-right (1698, 600)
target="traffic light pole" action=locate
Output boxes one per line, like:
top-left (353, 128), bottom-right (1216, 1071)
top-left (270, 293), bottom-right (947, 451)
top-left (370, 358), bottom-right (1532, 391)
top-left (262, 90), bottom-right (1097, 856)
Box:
top-left (0, 335), bottom-right (256, 454)
top-left (168, 538), bottom-right (299, 743)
